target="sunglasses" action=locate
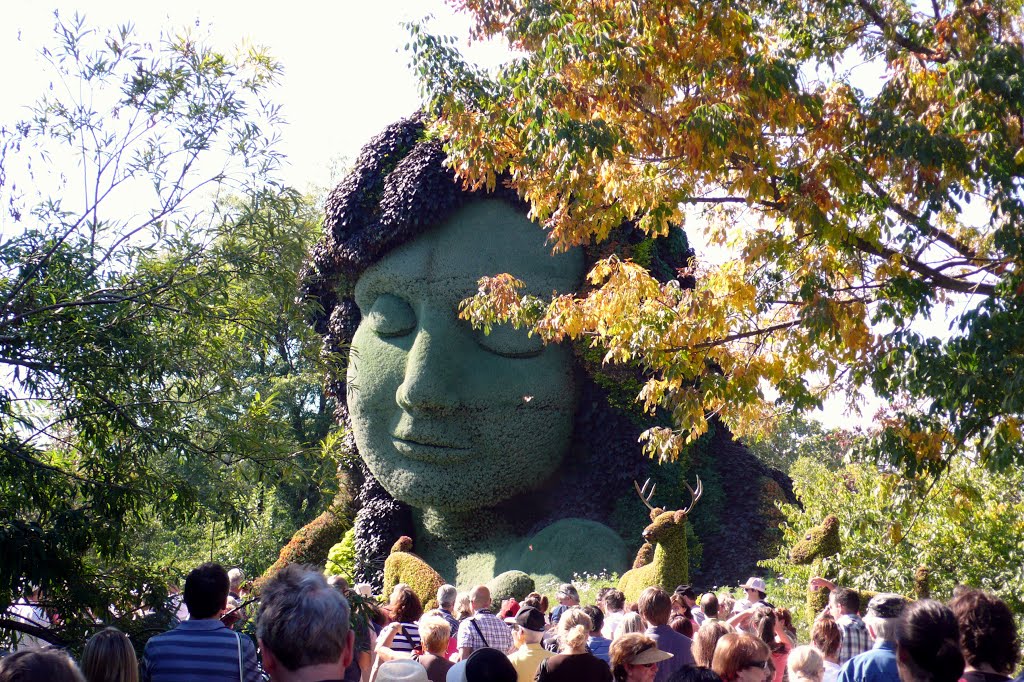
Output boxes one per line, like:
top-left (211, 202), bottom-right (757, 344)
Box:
top-left (743, 660), bottom-right (769, 671)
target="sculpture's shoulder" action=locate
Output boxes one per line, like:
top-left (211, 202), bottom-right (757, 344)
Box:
top-left (502, 518), bottom-right (629, 584)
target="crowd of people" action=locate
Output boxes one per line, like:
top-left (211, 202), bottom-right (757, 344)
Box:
top-left (0, 565), bottom-right (1021, 682)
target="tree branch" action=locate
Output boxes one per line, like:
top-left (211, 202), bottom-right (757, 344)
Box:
top-left (856, 0), bottom-right (944, 60)
top-left (850, 235), bottom-right (996, 297)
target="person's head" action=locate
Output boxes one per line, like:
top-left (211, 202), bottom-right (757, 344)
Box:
top-left (583, 605), bottom-right (605, 635)
top-left (513, 606), bottom-right (547, 645)
top-left (895, 599), bottom-right (964, 682)
top-left (618, 611), bottom-right (645, 637)
top-left (786, 646), bottom-right (824, 682)
top-left (639, 587), bottom-right (673, 627)
top-left (675, 585), bottom-right (698, 607)
top-left (671, 593), bottom-right (693, 617)
top-left (469, 585), bottom-right (491, 612)
top-left (183, 562), bottom-right (229, 619)
top-left (455, 591), bottom-right (473, 618)
top-left (598, 587), bottom-right (614, 610)
top-left (773, 608), bottom-right (793, 632)
top-left (417, 615), bottom-right (451, 656)
top-left (739, 578), bottom-right (767, 603)
top-left (227, 567), bottom-right (244, 592)
top-left (0, 650), bottom-right (85, 682)
top-left (750, 606), bottom-right (781, 652)
top-left (810, 615), bottom-right (841, 661)
top-left (828, 587), bottom-right (860, 617)
top-left (949, 588), bottom-right (1021, 675)
top-left (718, 595), bottom-right (736, 620)
top-left (604, 589), bottom-right (626, 613)
top-left (610, 633), bottom-right (673, 682)
top-left (702, 593), bottom-right (720, 619)
top-left (558, 608), bottom-right (593, 653)
top-left (712, 632), bottom-right (771, 682)
top-left (374, 660), bottom-right (428, 682)
top-left (863, 593), bottom-right (907, 643)
top-left (390, 586), bottom-right (424, 624)
top-left (557, 583), bottom-right (581, 606)
top-left (693, 621), bottom-right (733, 667)
top-left (81, 627), bottom-right (138, 682)
top-left (256, 564), bottom-right (354, 680)
top-left (437, 584), bottom-right (457, 611)
top-left (460, 647), bottom-right (517, 682)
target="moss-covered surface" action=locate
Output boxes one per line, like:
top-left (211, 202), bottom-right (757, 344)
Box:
top-left (258, 509), bottom-right (348, 590)
top-left (382, 536), bottom-right (445, 610)
top-left (619, 507), bottom-right (693, 603)
top-left (790, 515), bottom-right (841, 565)
top-left (487, 570), bottom-right (535, 603)
top-left (292, 112), bottom-right (793, 590)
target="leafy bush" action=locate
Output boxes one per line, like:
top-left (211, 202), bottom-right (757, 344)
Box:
top-left (326, 529), bottom-right (357, 580)
top-left (762, 456), bottom-right (1024, 636)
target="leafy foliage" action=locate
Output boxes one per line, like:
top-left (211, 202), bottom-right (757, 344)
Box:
top-left (762, 455), bottom-right (1024, 635)
top-left (408, 0), bottom-right (1024, 475)
top-left (0, 15), bottom-right (337, 648)
top-left (744, 413), bottom-right (860, 474)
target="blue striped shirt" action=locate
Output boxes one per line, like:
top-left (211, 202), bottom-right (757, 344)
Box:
top-left (141, 619), bottom-right (261, 682)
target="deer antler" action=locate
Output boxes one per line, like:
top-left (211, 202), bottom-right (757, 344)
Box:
top-left (634, 478), bottom-right (657, 512)
top-left (680, 476), bottom-right (703, 515)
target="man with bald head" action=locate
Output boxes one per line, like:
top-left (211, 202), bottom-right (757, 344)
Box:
top-left (457, 585), bottom-right (514, 659)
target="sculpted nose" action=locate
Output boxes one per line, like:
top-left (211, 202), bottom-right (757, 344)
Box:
top-left (395, 325), bottom-right (460, 412)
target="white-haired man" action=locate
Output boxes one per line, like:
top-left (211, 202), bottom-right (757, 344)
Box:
top-left (437, 584), bottom-right (461, 638)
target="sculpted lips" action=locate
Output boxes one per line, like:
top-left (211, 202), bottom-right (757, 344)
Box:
top-left (391, 430), bottom-right (470, 463)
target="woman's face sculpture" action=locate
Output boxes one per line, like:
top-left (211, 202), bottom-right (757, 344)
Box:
top-left (346, 200), bottom-right (585, 512)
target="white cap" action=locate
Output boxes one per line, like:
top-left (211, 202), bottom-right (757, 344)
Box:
top-left (376, 659), bottom-right (428, 682)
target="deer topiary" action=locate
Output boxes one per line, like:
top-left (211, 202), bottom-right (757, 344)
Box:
top-left (789, 515), bottom-right (930, 623)
top-left (618, 477), bottom-right (702, 603)
top-left (382, 536), bottom-right (445, 610)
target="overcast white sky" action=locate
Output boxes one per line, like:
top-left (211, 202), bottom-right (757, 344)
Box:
top-left (2, 1), bottom-right (510, 190)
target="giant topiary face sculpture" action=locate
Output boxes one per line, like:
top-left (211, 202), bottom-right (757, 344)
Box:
top-left (346, 200), bottom-right (584, 511)
top-left (301, 113), bottom-right (692, 586)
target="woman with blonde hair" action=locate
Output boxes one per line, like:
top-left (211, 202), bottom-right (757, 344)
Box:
top-left (786, 646), bottom-right (824, 682)
top-left (616, 612), bottom-right (646, 639)
top-left (81, 627), bottom-right (138, 682)
top-left (610, 633), bottom-right (674, 682)
top-left (537, 609), bottom-right (612, 681)
top-left (712, 632), bottom-right (771, 682)
top-left (412, 615), bottom-right (453, 682)
top-left (454, 592), bottom-right (473, 621)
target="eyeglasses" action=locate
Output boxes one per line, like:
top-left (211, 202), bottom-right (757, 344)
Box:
top-left (743, 660), bottom-right (769, 671)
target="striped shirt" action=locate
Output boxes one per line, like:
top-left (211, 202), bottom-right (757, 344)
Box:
top-left (141, 619), bottom-right (261, 682)
top-left (384, 621), bottom-right (421, 653)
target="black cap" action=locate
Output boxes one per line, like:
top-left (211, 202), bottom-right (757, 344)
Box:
top-left (514, 606), bottom-right (546, 632)
top-left (674, 584), bottom-right (696, 599)
top-left (465, 647), bottom-right (516, 682)
top-left (866, 593), bottom-right (907, 619)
